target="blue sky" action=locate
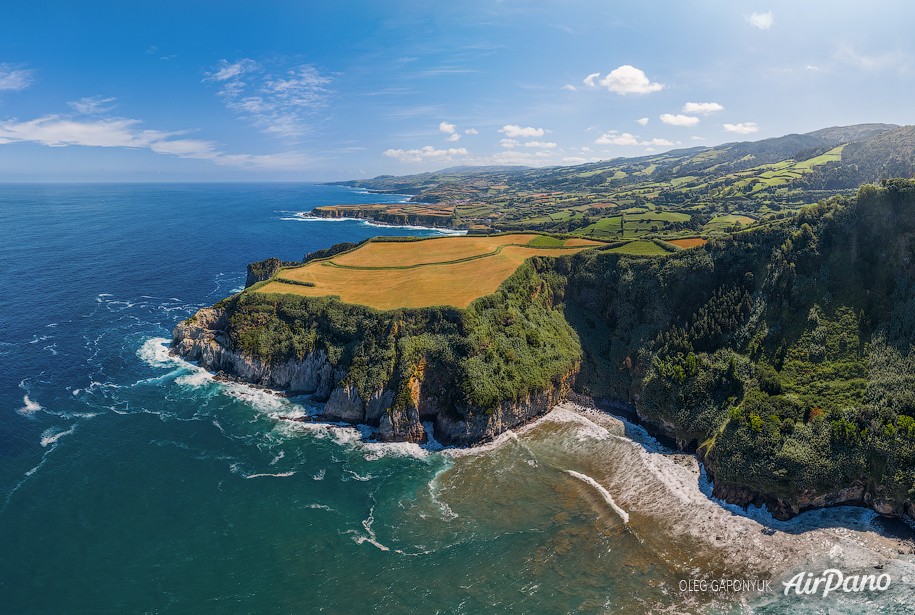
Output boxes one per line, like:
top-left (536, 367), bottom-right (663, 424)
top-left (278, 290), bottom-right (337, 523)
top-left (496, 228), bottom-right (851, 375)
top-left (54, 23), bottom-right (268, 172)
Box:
top-left (0, 0), bottom-right (912, 181)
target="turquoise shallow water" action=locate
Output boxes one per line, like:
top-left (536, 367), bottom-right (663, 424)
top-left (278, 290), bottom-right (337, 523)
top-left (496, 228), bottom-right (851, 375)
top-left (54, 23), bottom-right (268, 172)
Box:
top-left (1, 184), bottom-right (913, 613)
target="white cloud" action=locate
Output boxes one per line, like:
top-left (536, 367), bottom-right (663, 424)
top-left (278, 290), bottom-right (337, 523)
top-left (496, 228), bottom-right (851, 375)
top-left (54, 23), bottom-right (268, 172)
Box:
top-left (682, 102), bottom-right (724, 115)
top-left (691, 135), bottom-right (708, 141)
top-left (438, 121), bottom-right (456, 134)
top-left (747, 11), bottom-right (774, 30)
top-left (805, 65), bottom-right (820, 71)
top-left (446, 133), bottom-right (461, 142)
top-left (382, 145), bottom-right (468, 163)
top-left (464, 128), bottom-right (479, 135)
top-left (0, 65), bottom-right (34, 92)
top-left (0, 116), bottom-right (165, 148)
top-left (464, 150), bottom-right (555, 167)
top-left (595, 131), bottom-right (639, 146)
top-left (499, 138), bottom-right (519, 148)
top-left (583, 72), bottom-right (601, 87)
top-left (598, 65), bottom-right (664, 95)
top-left (0, 114), bottom-right (312, 170)
top-left (636, 117), bottom-right (649, 126)
top-left (68, 96), bottom-right (117, 115)
top-left (562, 84), bottom-right (577, 91)
top-left (522, 141), bottom-right (557, 148)
top-left (724, 122), bottom-right (759, 134)
top-left (205, 59), bottom-right (332, 139)
top-left (595, 130), bottom-right (679, 147)
top-left (660, 113), bottom-right (700, 127)
top-left (149, 138), bottom-right (219, 158)
top-left (499, 124), bottom-right (545, 138)
top-left (207, 59), bottom-right (258, 82)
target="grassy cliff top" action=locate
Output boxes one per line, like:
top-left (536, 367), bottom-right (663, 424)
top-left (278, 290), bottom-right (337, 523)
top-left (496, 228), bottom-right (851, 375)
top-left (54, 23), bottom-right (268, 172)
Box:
top-left (256, 233), bottom-right (607, 309)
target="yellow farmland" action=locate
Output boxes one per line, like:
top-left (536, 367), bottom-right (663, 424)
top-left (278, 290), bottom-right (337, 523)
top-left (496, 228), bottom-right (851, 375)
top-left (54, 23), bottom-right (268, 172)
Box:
top-left (256, 234), bottom-right (603, 310)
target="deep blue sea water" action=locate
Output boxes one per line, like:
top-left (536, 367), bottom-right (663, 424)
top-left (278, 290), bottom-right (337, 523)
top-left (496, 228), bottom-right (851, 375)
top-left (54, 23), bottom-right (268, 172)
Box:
top-left (1, 184), bottom-right (913, 614)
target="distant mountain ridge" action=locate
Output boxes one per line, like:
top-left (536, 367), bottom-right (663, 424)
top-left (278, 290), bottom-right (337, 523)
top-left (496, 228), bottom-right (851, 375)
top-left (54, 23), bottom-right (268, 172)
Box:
top-left (337, 123), bottom-right (904, 189)
top-left (327, 124), bottom-right (914, 236)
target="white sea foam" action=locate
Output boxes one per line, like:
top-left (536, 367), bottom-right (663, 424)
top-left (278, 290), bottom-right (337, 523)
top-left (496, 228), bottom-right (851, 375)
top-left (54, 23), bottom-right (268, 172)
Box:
top-left (17, 395), bottom-right (42, 417)
top-left (174, 369), bottom-right (214, 388)
top-left (545, 405), bottom-right (616, 441)
top-left (442, 429), bottom-right (518, 459)
top-left (349, 506), bottom-right (390, 552)
top-left (278, 420), bottom-right (365, 448)
top-left (40, 425), bottom-right (76, 448)
top-left (422, 421), bottom-right (444, 451)
top-left (243, 471), bottom-right (295, 479)
top-left (566, 470), bottom-right (630, 524)
top-left (344, 469), bottom-right (374, 482)
top-left (222, 384), bottom-right (290, 413)
top-left (312, 469), bottom-right (326, 480)
top-left (546, 404), bottom-right (915, 580)
top-left (362, 440), bottom-right (430, 461)
top-left (306, 503), bottom-right (335, 511)
top-left (427, 465), bottom-right (458, 521)
top-left (137, 337), bottom-right (178, 368)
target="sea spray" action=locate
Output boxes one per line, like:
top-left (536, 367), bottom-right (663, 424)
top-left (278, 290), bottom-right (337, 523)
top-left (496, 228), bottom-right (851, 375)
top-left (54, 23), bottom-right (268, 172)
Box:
top-left (566, 469), bottom-right (630, 524)
top-left (17, 395), bottom-right (42, 417)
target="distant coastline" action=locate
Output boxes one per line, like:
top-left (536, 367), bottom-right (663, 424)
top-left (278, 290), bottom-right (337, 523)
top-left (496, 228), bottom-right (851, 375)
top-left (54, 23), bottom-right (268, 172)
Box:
top-left (301, 203), bottom-right (471, 231)
top-left (286, 209), bottom-right (468, 234)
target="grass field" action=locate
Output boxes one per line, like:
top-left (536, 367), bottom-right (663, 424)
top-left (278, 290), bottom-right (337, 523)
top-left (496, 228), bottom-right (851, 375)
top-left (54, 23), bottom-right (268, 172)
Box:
top-left (330, 233), bottom-right (541, 268)
top-left (668, 237), bottom-right (708, 249)
top-left (704, 214), bottom-right (756, 232)
top-left (257, 234), bottom-right (603, 309)
top-left (606, 240), bottom-right (670, 256)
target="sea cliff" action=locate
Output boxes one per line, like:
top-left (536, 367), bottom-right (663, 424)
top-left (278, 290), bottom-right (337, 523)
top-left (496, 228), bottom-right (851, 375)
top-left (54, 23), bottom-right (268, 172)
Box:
top-left (307, 204), bottom-right (461, 230)
top-left (173, 181), bottom-right (915, 522)
top-left (172, 259), bottom-right (581, 445)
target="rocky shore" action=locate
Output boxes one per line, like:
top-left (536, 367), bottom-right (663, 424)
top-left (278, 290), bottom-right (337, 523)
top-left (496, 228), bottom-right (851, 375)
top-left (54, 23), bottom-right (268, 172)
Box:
top-left (171, 306), bottom-right (575, 446)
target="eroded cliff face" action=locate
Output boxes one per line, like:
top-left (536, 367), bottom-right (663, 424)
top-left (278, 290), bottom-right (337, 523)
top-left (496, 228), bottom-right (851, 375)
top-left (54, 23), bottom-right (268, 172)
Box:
top-left (171, 306), bottom-right (577, 446)
top-left (171, 307), bottom-right (341, 398)
top-left (309, 207), bottom-right (458, 229)
top-left (704, 473), bottom-right (913, 521)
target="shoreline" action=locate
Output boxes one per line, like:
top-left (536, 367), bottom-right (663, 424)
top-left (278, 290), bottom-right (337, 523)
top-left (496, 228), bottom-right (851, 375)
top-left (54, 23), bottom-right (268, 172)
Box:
top-left (283, 211), bottom-right (468, 235)
top-left (185, 355), bottom-right (915, 535)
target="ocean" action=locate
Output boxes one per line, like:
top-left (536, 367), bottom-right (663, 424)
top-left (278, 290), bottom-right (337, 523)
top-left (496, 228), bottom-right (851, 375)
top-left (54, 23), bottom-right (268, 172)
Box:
top-left (1, 183), bottom-right (912, 613)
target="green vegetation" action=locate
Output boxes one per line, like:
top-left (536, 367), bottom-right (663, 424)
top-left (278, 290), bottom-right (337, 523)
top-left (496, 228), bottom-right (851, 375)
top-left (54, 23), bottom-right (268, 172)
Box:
top-left (605, 240), bottom-right (670, 256)
top-left (565, 180), bottom-right (915, 516)
top-left (526, 235), bottom-right (565, 247)
top-left (330, 124), bottom-right (914, 244)
top-left (217, 258), bottom-right (582, 417)
top-left (217, 156), bottom-right (915, 518)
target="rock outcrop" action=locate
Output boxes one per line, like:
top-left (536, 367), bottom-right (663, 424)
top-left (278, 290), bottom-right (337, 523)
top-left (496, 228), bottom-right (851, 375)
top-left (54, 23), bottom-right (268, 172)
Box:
top-left (245, 258), bottom-right (300, 289)
top-left (171, 306), bottom-right (576, 446)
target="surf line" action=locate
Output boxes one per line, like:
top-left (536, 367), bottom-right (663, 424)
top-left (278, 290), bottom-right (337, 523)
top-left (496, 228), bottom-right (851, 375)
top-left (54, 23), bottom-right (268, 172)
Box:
top-left (566, 470), bottom-right (630, 524)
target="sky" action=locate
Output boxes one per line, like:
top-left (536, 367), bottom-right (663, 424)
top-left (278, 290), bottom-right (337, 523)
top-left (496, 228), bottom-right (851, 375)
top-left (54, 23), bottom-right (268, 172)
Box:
top-left (0, 0), bottom-right (912, 181)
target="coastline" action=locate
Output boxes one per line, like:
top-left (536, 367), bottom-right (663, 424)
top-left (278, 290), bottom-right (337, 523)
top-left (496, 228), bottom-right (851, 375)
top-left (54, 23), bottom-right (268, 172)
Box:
top-left (149, 340), bottom-right (915, 594)
top-left (169, 323), bottom-right (915, 532)
top-left (282, 211), bottom-right (468, 235)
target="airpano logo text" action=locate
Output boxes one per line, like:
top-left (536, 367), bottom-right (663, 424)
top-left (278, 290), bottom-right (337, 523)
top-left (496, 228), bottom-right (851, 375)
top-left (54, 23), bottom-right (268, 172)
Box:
top-left (782, 569), bottom-right (891, 597)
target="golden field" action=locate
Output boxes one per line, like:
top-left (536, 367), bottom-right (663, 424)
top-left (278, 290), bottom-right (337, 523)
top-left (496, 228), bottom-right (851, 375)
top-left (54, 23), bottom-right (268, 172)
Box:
top-left (256, 234), bottom-right (603, 309)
